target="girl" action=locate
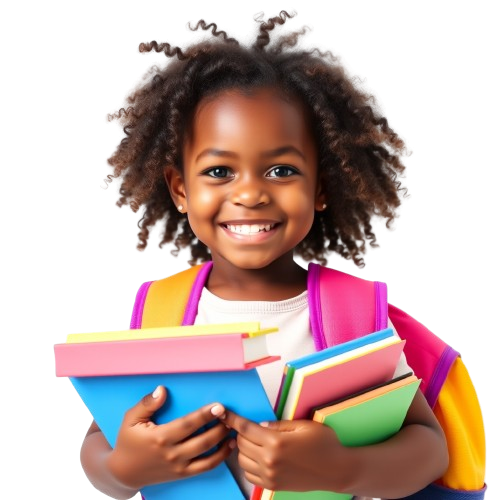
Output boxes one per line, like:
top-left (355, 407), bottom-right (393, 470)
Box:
top-left (81, 11), bottom-right (454, 499)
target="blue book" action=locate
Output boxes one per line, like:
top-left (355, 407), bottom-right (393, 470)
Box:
top-left (71, 369), bottom-right (276, 499)
top-left (288, 328), bottom-right (394, 370)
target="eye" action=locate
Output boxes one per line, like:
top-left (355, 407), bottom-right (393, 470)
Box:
top-left (266, 165), bottom-right (299, 178)
top-left (203, 167), bottom-right (233, 179)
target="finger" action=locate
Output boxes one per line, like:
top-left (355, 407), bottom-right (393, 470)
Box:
top-left (185, 438), bottom-right (236, 476)
top-left (123, 385), bottom-right (168, 426)
top-left (236, 432), bottom-right (264, 459)
top-left (176, 421), bottom-right (232, 460)
top-left (158, 402), bottom-right (227, 443)
top-left (220, 410), bottom-right (268, 444)
top-left (237, 449), bottom-right (262, 479)
top-left (242, 470), bottom-right (264, 488)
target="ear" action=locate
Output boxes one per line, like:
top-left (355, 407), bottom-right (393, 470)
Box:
top-left (164, 166), bottom-right (187, 213)
top-left (314, 175), bottom-right (327, 212)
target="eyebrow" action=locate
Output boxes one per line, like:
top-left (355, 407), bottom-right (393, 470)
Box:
top-left (195, 145), bottom-right (306, 162)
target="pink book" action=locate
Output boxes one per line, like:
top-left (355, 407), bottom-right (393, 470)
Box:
top-left (54, 333), bottom-right (279, 377)
top-left (282, 339), bottom-right (406, 420)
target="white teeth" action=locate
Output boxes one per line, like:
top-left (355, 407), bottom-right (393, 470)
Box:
top-left (226, 224), bottom-right (275, 235)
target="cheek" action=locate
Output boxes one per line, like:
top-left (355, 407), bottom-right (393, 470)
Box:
top-left (185, 186), bottom-right (221, 241)
top-left (281, 188), bottom-right (316, 226)
top-left (188, 186), bottom-right (220, 214)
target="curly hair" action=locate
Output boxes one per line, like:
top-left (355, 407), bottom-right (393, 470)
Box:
top-left (107, 11), bottom-right (407, 267)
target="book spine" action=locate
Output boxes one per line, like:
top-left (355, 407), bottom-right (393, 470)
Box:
top-left (55, 335), bottom-right (274, 376)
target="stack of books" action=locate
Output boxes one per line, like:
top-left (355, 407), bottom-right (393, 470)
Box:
top-left (254, 328), bottom-right (421, 500)
top-left (54, 322), bottom-right (280, 500)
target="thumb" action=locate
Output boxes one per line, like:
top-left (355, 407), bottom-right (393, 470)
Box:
top-left (124, 385), bottom-right (168, 425)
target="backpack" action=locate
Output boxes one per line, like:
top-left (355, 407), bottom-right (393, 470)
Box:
top-left (131, 261), bottom-right (486, 499)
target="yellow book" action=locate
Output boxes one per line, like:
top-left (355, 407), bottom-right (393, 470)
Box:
top-left (66, 321), bottom-right (277, 344)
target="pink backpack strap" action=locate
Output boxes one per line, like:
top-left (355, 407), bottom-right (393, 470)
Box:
top-left (307, 262), bottom-right (387, 350)
top-left (308, 262), bottom-right (459, 409)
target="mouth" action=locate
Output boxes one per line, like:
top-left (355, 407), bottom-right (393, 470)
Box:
top-left (221, 222), bottom-right (278, 236)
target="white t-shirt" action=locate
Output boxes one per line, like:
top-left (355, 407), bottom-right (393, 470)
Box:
top-left (194, 287), bottom-right (412, 498)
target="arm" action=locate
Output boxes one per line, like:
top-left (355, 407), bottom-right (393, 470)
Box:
top-left (221, 389), bottom-right (448, 498)
top-left (81, 421), bottom-right (138, 500)
top-left (80, 386), bottom-right (234, 499)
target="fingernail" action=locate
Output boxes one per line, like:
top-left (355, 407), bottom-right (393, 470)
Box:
top-left (260, 421), bottom-right (269, 427)
top-left (210, 404), bottom-right (225, 417)
top-left (152, 386), bottom-right (161, 399)
top-left (229, 439), bottom-right (237, 449)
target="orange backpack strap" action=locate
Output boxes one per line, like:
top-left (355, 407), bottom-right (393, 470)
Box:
top-left (130, 263), bottom-right (211, 329)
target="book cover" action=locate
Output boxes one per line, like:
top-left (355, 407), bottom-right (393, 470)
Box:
top-left (70, 368), bottom-right (277, 500)
top-left (313, 374), bottom-right (420, 444)
top-left (261, 375), bottom-right (420, 500)
top-left (277, 332), bottom-right (406, 421)
top-left (55, 333), bottom-right (280, 377)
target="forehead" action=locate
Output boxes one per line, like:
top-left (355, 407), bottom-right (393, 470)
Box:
top-left (185, 88), bottom-right (315, 152)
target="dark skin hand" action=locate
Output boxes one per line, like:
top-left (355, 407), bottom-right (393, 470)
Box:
top-left (80, 386), bottom-right (234, 500)
top-left (219, 390), bottom-right (449, 498)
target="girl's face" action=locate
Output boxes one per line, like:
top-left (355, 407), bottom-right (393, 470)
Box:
top-left (166, 88), bottom-right (324, 272)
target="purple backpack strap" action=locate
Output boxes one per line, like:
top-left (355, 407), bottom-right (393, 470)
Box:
top-left (130, 281), bottom-right (153, 329)
top-left (182, 261), bottom-right (213, 326)
top-left (307, 262), bottom-right (387, 350)
top-left (388, 304), bottom-right (459, 408)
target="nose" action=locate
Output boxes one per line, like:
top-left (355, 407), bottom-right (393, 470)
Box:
top-left (229, 175), bottom-right (270, 208)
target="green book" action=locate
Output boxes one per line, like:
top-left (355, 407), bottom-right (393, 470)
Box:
top-left (261, 373), bottom-right (421, 500)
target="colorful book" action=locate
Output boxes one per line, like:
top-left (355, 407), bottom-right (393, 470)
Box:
top-left (260, 373), bottom-right (421, 500)
top-left (55, 330), bottom-right (279, 377)
top-left (275, 328), bottom-right (405, 420)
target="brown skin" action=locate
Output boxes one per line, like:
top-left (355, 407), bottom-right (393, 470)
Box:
top-left (220, 391), bottom-right (447, 497)
top-left (81, 89), bottom-right (448, 498)
top-left (81, 387), bottom-right (234, 499)
top-left (166, 89), bottom-right (326, 301)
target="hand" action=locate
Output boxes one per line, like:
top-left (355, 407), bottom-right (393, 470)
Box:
top-left (221, 411), bottom-right (351, 493)
top-left (108, 386), bottom-right (234, 490)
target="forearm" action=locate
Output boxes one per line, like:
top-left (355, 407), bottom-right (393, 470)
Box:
top-left (80, 422), bottom-right (139, 500)
top-left (337, 421), bottom-right (448, 499)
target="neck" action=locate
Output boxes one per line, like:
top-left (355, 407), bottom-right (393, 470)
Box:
top-left (206, 253), bottom-right (308, 301)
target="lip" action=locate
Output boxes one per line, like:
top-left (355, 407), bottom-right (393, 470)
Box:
top-left (219, 219), bottom-right (281, 226)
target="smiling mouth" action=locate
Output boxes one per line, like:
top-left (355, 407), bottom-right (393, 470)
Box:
top-left (222, 223), bottom-right (277, 235)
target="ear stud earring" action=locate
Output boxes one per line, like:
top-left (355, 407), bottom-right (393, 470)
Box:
top-left (322, 203), bottom-right (327, 209)
top-left (177, 205), bottom-right (184, 212)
